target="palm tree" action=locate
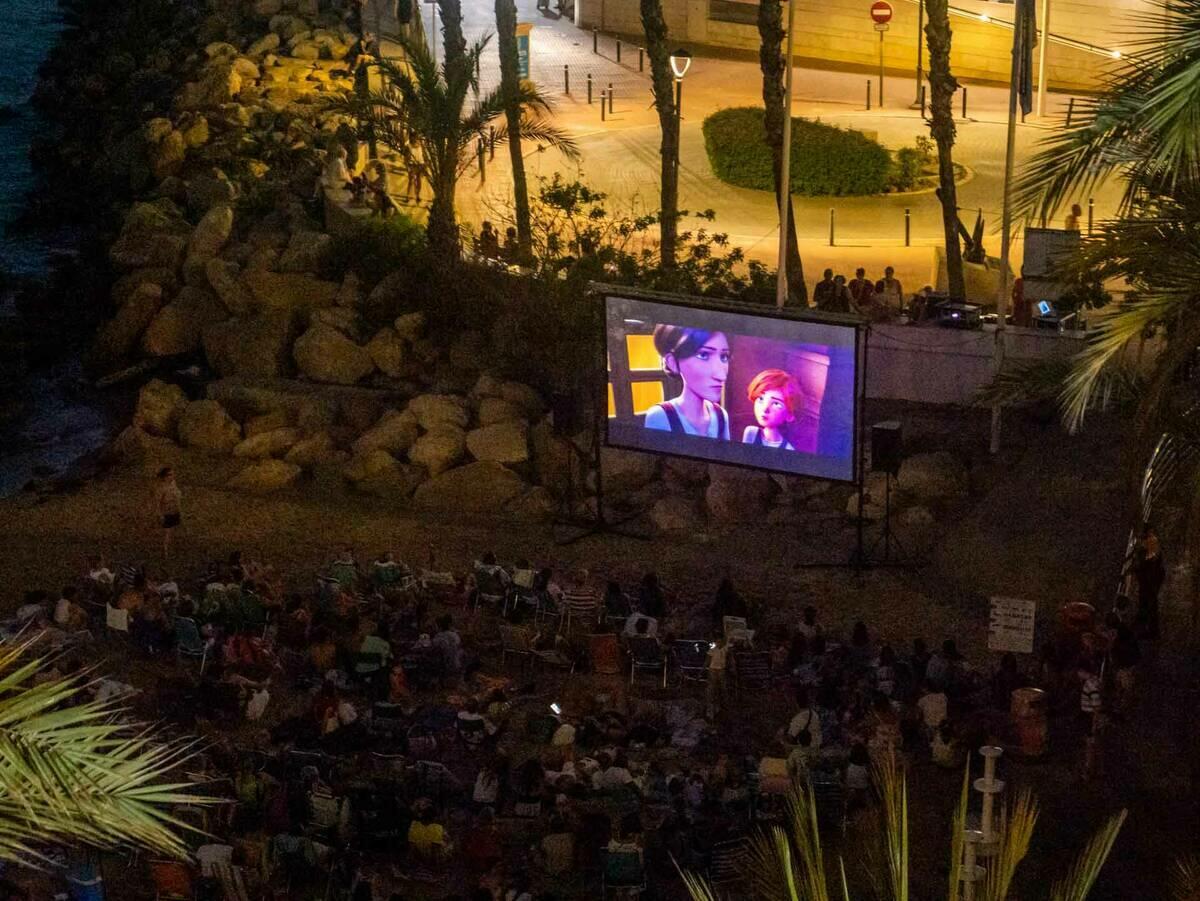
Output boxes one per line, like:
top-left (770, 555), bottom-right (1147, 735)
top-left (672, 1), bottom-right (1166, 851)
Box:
top-left (331, 20), bottom-right (577, 261)
top-left (925, 0), bottom-right (965, 301)
top-left (0, 639), bottom-right (213, 864)
top-left (640, 0), bottom-right (680, 269)
top-left (757, 0), bottom-right (808, 305)
top-left (495, 0), bottom-right (533, 261)
top-left (680, 757), bottom-right (1127, 901)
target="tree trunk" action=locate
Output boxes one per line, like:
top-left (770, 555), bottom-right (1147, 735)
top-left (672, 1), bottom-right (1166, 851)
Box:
top-left (639, 0), bottom-right (678, 269)
top-left (427, 175), bottom-right (461, 260)
top-left (925, 0), bottom-right (965, 301)
top-left (424, 0), bottom-right (466, 261)
top-left (757, 0), bottom-right (807, 305)
top-left (495, 0), bottom-right (531, 260)
top-left (438, 0), bottom-right (466, 67)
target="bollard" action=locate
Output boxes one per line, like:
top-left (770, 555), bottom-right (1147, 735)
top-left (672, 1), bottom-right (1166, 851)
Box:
top-left (600, 90), bottom-right (606, 121)
top-left (593, 28), bottom-right (598, 54)
top-left (829, 208), bottom-right (836, 247)
top-left (920, 85), bottom-right (926, 119)
top-left (866, 80), bottom-right (872, 110)
top-left (1066, 96), bottom-right (1075, 128)
top-left (608, 82), bottom-right (614, 114)
top-left (478, 139), bottom-right (486, 181)
top-left (962, 87), bottom-right (968, 119)
top-left (616, 39), bottom-right (621, 63)
top-left (1088, 198), bottom-right (1094, 234)
top-left (564, 64), bottom-right (570, 94)
top-left (587, 73), bottom-right (593, 104)
top-left (905, 208), bottom-right (911, 247)
top-left (489, 126), bottom-right (496, 159)
top-left (639, 48), bottom-right (644, 71)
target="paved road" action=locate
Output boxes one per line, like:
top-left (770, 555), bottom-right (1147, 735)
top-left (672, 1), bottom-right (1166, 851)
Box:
top-left (371, 0), bottom-right (1125, 277)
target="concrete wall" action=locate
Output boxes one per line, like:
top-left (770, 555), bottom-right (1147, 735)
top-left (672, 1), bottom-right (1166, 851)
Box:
top-left (580, 0), bottom-right (1134, 91)
top-left (866, 324), bottom-right (1084, 405)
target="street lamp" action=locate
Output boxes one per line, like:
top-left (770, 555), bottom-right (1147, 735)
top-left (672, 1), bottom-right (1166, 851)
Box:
top-left (669, 49), bottom-right (692, 174)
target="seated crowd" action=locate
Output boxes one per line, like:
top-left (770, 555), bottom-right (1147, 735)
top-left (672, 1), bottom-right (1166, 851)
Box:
top-left (4, 546), bottom-right (1141, 900)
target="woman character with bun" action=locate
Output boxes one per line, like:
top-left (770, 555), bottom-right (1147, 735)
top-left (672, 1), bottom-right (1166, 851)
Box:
top-left (643, 325), bottom-right (731, 439)
top-left (742, 369), bottom-right (802, 450)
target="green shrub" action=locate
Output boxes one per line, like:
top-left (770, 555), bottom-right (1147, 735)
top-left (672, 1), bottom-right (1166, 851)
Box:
top-left (702, 107), bottom-right (892, 196)
top-left (891, 147), bottom-right (926, 191)
top-left (319, 214), bottom-right (426, 291)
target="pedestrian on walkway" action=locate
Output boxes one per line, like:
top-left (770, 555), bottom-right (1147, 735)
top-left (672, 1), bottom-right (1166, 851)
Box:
top-left (831, 275), bottom-right (854, 314)
top-left (154, 466), bottom-right (182, 560)
top-left (812, 269), bottom-right (838, 310)
top-left (1065, 203), bottom-right (1082, 231)
top-left (875, 266), bottom-right (903, 311)
top-left (848, 268), bottom-right (874, 306)
top-left (404, 148), bottom-right (423, 202)
top-left (1133, 523), bottom-right (1165, 640)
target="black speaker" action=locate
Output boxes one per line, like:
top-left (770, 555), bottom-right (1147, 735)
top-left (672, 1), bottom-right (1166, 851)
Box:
top-left (870, 420), bottom-right (903, 476)
top-left (396, 0), bottom-right (413, 23)
top-left (550, 393), bottom-right (578, 437)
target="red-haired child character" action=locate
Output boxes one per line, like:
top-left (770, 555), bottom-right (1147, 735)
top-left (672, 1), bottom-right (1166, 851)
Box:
top-left (742, 369), bottom-right (803, 451)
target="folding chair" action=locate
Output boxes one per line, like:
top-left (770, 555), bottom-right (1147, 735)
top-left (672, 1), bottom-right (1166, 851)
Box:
top-left (723, 616), bottom-right (750, 643)
top-left (708, 836), bottom-right (752, 888)
top-left (148, 858), bottom-right (196, 899)
top-left (499, 624), bottom-right (535, 670)
top-left (560, 590), bottom-right (601, 635)
top-left (602, 848), bottom-right (646, 897)
top-left (472, 565), bottom-right (510, 613)
top-left (627, 636), bottom-right (667, 687)
top-left (173, 616), bottom-right (209, 674)
top-left (105, 605), bottom-right (130, 636)
top-left (589, 633), bottom-right (622, 676)
top-left (732, 651), bottom-right (772, 695)
top-left (671, 639), bottom-right (710, 684)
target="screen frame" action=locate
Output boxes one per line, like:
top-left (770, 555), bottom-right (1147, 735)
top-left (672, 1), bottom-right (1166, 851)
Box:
top-left (596, 284), bottom-right (867, 485)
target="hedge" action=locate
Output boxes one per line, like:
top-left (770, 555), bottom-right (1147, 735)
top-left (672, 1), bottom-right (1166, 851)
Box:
top-left (702, 106), bottom-right (892, 196)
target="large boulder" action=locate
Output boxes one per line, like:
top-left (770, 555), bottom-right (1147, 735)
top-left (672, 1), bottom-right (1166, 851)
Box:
top-left (179, 61), bottom-right (242, 109)
top-left (498, 381), bottom-right (544, 418)
top-left (650, 495), bottom-right (701, 532)
top-left (896, 452), bottom-right (969, 502)
top-left (467, 421), bottom-right (529, 464)
top-left (597, 447), bottom-right (659, 494)
top-left (393, 311), bottom-right (425, 342)
top-left (247, 32), bottom-right (281, 54)
top-left (293, 323), bottom-right (374, 384)
top-left (202, 313), bottom-right (297, 378)
top-left (112, 268), bottom-right (177, 306)
top-left (186, 203), bottom-right (233, 261)
top-left (408, 427), bottom-right (466, 477)
top-left (92, 283), bottom-right (164, 363)
top-left (228, 459), bottom-right (301, 492)
top-left (148, 129), bottom-right (187, 180)
top-left (706, 464), bottom-right (776, 522)
top-left (108, 200), bottom-right (190, 271)
top-left (285, 432), bottom-right (343, 467)
top-left (242, 269), bottom-right (339, 312)
top-left (204, 258), bottom-right (256, 315)
top-left (343, 448), bottom-right (405, 483)
top-left (141, 287), bottom-right (226, 356)
top-left (476, 396), bottom-right (525, 426)
top-left (253, 0), bottom-right (283, 16)
top-left (311, 307), bottom-right (363, 341)
top-left (352, 409), bottom-right (419, 456)
top-left (408, 394), bottom-right (469, 431)
top-left (232, 427), bottom-right (301, 458)
top-left (352, 461), bottom-right (427, 499)
top-left (277, 230), bottom-right (331, 273)
top-left (244, 410), bottom-right (291, 437)
top-left (178, 399), bottom-right (241, 453)
top-left (366, 327), bottom-right (406, 378)
top-left (108, 425), bottom-right (181, 468)
top-left (134, 379), bottom-right (187, 437)
top-left (186, 169), bottom-right (239, 212)
top-left (414, 461), bottom-right (527, 512)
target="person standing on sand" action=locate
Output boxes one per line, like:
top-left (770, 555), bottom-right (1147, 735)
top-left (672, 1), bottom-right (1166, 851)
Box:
top-left (154, 467), bottom-right (182, 560)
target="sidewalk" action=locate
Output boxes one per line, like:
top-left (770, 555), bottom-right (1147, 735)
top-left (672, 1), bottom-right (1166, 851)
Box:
top-left (368, 0), bottom-right (1120, 279)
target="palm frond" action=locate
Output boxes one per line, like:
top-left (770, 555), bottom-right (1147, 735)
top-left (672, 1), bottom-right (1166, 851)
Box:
top-left (0, 640), bottom-right (216, 864)
top-left (1047, 810), bottom-right (1128, 901)
top-left (1171, 856), bottom-right (1200, 901)
top-left (786, 779), bottom-right (833, 901)
top-left (947, 754), bottom-right (971, 901)
top-left (875, 751), bottom-right (908, 901)
top-left (981, 788), bottom-right (1038, 901)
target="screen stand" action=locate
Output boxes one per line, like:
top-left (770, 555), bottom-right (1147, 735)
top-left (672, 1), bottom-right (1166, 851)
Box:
top-left (851, 470), bottom-right (915, 569)
top-left (554, 399), bottom-right (650, 546)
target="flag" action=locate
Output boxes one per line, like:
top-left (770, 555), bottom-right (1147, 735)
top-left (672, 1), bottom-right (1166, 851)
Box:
top-left (1013, 0), bottom-right (1038, 116)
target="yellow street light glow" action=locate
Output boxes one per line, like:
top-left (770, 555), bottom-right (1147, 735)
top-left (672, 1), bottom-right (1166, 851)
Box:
top-left (980, 13), bottom-right (990, 22)
top-left (1112, 49), bottom-right (1122, 58)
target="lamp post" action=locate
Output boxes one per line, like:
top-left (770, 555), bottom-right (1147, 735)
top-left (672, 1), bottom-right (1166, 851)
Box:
top-left (669, 48), bottom-right (692, 174)
top-left (912, 0), bottom-right (924, 108)
top-left (776, 0), bottom-right (797, 309)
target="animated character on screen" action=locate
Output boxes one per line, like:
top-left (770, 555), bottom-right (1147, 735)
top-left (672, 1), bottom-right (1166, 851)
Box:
top-left (742, 369), bottom-right (802, 450)
top-left (643, 325), bottom-right (731, 439)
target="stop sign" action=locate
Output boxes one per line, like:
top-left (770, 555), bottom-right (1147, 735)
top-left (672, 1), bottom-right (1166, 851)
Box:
top-left (870, 0), bottom-right (893, 23)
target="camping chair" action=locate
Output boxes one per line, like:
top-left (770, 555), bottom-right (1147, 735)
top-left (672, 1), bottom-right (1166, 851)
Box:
top-left (732, 651), bottom-right (772, 695)
top-left (560, 590), bottom-right (601, 636)
top-left (499, 624), bottom-right (536, 669)
top-left (671, 639), bottom-right (709, 684)
top-left (723, 616), bottom-right (752, 644)
top-left (708, 836), bottom-right (752, 888)
top-left (810, 769), bottom-right (847, 833)
top-left (589, 633), bottom-right (622, 676)
top-left (105, 604), bottom-right (130, 636)
top-left (369, 702), bottom-right (410, 739)
top-left (627, 636), bottom-right (667, 688)
top-left (174, 616), bottom-right (209, 674)
top-left (149, 858), bottom-right (196, 899)
top-left (602, 847), bottom-right (646, 897)
top-left (472, 565), bottom-right (510, 613)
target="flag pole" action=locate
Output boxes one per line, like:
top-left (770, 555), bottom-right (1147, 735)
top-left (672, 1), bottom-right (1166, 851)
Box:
top-left (992, 0), bottom-right (1024, 455)
top-left (1035, 0), bottom-right (1050, 117)
top-left (775, 0), bottom-right (797, 310)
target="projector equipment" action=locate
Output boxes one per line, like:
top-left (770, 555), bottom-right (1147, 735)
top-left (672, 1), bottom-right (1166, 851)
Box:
top-left (870, 420), bottom-right (903, 476)
top-left (1034, 308), bottom-right (1077, 333)
top-left (934, 301), bottom-right (983, 329)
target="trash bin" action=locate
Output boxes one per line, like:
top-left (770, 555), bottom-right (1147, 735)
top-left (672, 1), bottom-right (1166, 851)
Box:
top-left (1011, 687), bottom-right (1047, 758)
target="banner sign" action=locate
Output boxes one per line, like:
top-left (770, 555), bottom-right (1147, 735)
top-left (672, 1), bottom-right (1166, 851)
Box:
top-left (988, 596), bottom-right (1037, 654)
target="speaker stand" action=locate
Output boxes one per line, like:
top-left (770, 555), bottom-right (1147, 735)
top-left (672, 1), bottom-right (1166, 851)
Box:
top-left (856, 470), bottom-right (916, 569)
